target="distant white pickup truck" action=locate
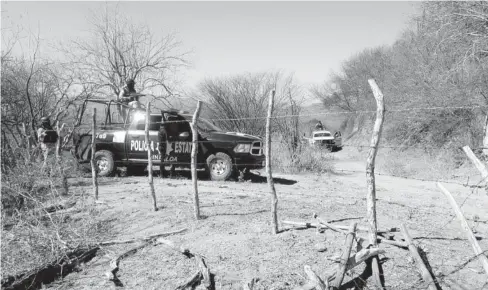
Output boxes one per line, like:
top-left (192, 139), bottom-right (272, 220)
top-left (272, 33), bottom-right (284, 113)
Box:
top-left (304, 130), bottom-right (342, 151)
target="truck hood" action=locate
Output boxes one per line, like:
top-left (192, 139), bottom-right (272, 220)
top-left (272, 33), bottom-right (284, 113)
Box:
top-left (204, 131), bottom-right (262, 142)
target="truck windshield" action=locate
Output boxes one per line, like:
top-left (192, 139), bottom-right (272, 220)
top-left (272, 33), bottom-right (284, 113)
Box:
top-left (314, 132), bottom-right (331, 137)
top-left (183, 116), bottom-right (222, 132)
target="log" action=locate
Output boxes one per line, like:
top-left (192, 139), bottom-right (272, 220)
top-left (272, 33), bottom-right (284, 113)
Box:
top-left (304, 265), bottom-right (327, 290)
top-left (145, 101), bottom-right (158, 211)
top-left (330, 222), bottom-right (357, 290)
top-left (283, 220), bottom-right (399, 237)
top-left (366, 79), bottom-right (386, 289)
top-left (266, 90), bottom-right (279, 234)
top-left (462, 146), bottom-right (488, 181)
top-left (91, 108), bottom-right (98, 200)
top-left (312, 214), bottom-right (344, 233)
top-left (282, 220), bottom-right (322, 229)
top-left (326, 248), bottom-right (386, 282)
top-left (2, 247), bottom-right (99, 290)
top-left (400, 224), bottom-right (437, 290)
top-left (100, 228), bottom-right (188, 246)
top-left (190, 101), bottom-right (202, 219)
top-left (437, 183), bottom-right (488, 276)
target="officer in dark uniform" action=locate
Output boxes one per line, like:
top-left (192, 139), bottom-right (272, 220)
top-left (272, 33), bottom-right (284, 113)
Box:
top-left (158, 113), bottom-right (169, 178)
top-left (118, 79), bottom-right (138, 119)
top-left (159, 113), bottom-right (178, 178)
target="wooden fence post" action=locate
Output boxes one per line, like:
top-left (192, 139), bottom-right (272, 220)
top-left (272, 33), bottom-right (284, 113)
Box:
top-left (483, 114), bottom-right (488, 157)
top-left (400, 224), bottom-right (437, 290)
top-left (462, 145), bottom-right (488, 182)
top-left (21, 123), bottom-right (31, 163)
top-left (366, 79), bottom-right (386, 288)
top-left (190, 101), bottom-right (202, 220)
top-left (266, 90), bottom-right (279, 234)
top-left (91, 108), bottom-right (98, 200)
top-left (55, 121), bottom-right (65, 161)
top-left (145, 102), bottom-right (158, 211)
top-left (331, 222), bottom-right (357, 290)
top-left (437, 183), bottom-right (488, 276)
top-left (56, 121), bottom-right (68, 195)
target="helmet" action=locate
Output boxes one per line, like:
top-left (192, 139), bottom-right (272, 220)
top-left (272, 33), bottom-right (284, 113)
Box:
top-left (40, 116), bottom-right (50, 123)
top-left (126, 79), bottom-right (135, 85)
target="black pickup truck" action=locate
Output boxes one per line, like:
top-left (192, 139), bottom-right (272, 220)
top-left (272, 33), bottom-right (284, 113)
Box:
top-left (72, 100), bottom-right (265, 181)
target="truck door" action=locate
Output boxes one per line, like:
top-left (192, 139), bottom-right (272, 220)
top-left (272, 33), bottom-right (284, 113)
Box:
top-left (126, 110), bottom-right (161, 161)
top-left (162, 113), bottom-right (193, 166)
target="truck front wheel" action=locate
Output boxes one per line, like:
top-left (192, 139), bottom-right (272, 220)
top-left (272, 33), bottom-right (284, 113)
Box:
top-left (94, 150), bottom-right (115, 177)
top-left (206, 152), bottom-right (234, 181)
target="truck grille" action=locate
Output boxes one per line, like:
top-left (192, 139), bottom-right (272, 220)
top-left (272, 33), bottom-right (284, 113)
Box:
top-left (251, 141), bottom-right (263, 156)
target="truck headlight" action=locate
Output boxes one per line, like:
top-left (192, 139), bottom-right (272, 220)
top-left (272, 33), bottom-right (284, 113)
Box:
top-left (234, 143), bottom-right (251, 153)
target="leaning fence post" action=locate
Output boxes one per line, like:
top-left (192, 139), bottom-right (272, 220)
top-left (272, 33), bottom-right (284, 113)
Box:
top-left (331, 222), bottom-right (357, 290)
top-left (190, 101), bottom-right (202, 219)
top-left (462, 145), bottom-right (488, 182)
top-left (91, 108), bottom-right (98, 200)
top-left (266, 90), bottom-right (279, 234)
top-left (366, 79), bottom-right (386, 288)
top-left (400, 224), bottom-right (437, 290)
top-left (145, 102), bottom-right (158, 211)
top-left (437, 183), bottom-right (488, 277)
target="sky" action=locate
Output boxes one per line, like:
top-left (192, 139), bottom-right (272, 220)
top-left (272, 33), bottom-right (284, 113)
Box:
top-left (1, 1), bottom-right (419, 99)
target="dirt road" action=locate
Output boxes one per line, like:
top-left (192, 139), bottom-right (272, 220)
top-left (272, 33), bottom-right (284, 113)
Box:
top-left (47, 148), bottom-right (488, 289)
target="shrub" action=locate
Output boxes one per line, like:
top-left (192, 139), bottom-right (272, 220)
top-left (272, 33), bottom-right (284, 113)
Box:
top-left (1, 148), bottom-right (109, 277)
top-left (271, 139), bottom-right (334, 174)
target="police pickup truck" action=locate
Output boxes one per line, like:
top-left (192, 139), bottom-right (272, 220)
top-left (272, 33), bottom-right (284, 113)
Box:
top-left (72, 100), bottom-right (265, 181)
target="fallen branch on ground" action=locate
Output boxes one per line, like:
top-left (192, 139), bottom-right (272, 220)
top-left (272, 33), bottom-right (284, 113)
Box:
top-left (100, 228), bottom-right (187, 246)
top-left (106, 242), bottom-right (152, 281)
top-left (330, 222), bottom-right (357, 289)
top-left (303, 265), bottom-right (327, 290)
top-left (284, 219), bottom-right (398, 235)
top-left (42, 200), bottom-right (77, 213)
top-left (2, 247), bottom-right (99, 290)
top-left (104, 229), bottom-right (188, 283)
top-left (155, 238), bottom-right (215, 290)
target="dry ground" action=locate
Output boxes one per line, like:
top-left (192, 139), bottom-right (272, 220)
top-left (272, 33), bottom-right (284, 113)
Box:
top-left (45, 148), bottom-right (488, 290)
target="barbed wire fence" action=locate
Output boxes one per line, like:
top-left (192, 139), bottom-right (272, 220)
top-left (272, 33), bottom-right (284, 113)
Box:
top-left (72, 85), bottom-right (488, 289)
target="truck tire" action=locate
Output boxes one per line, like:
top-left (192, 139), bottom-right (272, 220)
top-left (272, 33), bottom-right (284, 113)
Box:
top-left (94, 150), bottom-right (115, 177)
top-left (206, 152), bottom-right (234, 181)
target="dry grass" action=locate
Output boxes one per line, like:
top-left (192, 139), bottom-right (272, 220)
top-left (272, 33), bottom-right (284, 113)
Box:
top-left (1, 150), bottom-right (110, 278)
top-left (271, 140), bottom-right (335, 174)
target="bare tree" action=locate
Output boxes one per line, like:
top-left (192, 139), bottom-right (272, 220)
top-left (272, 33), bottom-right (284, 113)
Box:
top-left (63, 5), bottom-right (190, 107)
top-left (1, 32), bottom-right (79, 150)
top-left (197, 71), bottom-right (301, 138)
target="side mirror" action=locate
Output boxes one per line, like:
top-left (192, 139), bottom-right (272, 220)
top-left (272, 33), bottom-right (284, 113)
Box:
top-left (179, 132), bottom-right (190, 138)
